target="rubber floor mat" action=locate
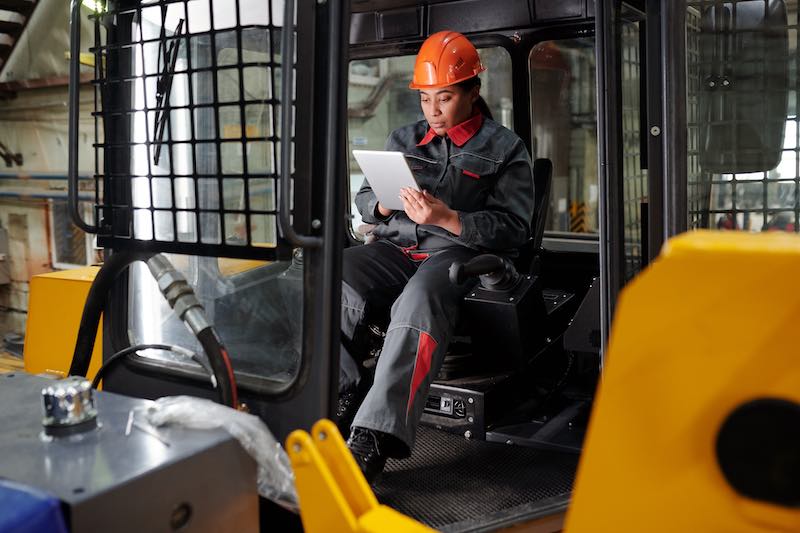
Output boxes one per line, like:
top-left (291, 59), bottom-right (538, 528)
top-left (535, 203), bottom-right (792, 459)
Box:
top-left (373, 426), bottom-right (578, 531)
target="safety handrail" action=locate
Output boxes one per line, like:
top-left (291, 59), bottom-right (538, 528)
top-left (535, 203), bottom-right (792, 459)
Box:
top-left (279, 0), bottom-right (322, 249)
top-left (68, 0), bottom-right (99, 233)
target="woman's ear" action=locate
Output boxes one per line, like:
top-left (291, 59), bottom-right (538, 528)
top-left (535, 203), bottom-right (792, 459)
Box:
top-left (470, 86), bottom-right (480, 104)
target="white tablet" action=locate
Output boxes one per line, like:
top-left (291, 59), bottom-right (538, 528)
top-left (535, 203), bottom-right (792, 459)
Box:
top-left (352, 150), bottom-right (421, 211)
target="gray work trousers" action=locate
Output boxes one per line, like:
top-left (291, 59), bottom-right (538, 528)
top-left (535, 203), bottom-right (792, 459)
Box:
top-left (340, 240), bottom-right (478, 457)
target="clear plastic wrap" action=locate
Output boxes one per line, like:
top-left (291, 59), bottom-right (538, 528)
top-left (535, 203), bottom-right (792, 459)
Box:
top-left (143, 396), bottom-right (298, 511)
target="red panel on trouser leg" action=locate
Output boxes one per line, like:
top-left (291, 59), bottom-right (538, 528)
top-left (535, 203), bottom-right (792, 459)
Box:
top-left (406, 332), bottom-right (437, 419)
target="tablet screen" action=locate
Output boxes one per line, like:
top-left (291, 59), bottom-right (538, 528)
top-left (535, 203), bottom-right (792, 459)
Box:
top-left (352, 150), bottom-right (420, 211)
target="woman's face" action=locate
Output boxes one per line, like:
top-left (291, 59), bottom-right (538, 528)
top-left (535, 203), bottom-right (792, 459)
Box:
top-left (419, 84), bottom-right (479, 136)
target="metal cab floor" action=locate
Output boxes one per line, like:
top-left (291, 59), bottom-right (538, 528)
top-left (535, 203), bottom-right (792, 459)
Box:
top-left (373, 426), bottom-right (578, 532)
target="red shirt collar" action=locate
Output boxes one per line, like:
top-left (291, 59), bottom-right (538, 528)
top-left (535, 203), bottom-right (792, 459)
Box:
top-left (416, 111), bottom-right (484, 147)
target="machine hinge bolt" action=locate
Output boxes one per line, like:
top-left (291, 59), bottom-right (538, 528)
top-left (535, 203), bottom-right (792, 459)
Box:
top-left (317, 0), bottom-right (326, 4)
top-left (311, 219), bottom-right (322, 229)
top-left (508, 297), bottom-right (515, 302)
top-left (464, 430), bottom-right (472, 439)
top-left (650, 126), bottom-right (661, 137)
top-left (470, 293), bottom-right (476, 297)
top-left (468, 397), bottom-right (474, 404)
top-left (506, 439), bottom-right (513, 445)
top-left (468, 416), bottom-right (474, 423)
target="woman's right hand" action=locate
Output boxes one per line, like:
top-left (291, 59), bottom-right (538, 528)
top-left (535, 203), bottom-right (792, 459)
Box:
top-left (377, 203), bottom-right (394, 217)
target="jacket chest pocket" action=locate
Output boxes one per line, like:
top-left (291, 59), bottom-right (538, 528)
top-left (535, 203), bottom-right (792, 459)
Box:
top-left (449, 152), bottom-right (501, 180)
top-left (447, 152), bottom-right (501, 208)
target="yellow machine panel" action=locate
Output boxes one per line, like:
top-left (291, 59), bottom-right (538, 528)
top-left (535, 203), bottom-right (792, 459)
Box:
top-left (23, 266), bottom-right (101, 380)
top-left (566, 231), bottom-right (800, 532)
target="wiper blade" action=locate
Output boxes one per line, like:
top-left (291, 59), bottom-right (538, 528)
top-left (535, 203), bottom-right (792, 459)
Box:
top-left (152, 18), bottom-right (184, 166)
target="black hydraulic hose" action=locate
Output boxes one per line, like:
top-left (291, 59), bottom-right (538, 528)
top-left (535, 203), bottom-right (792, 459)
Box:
top-left (69, 251), bottom-right (152, 377)
top-left (145, 254), bottom-right (238, 408)
top-left (196, 328), bottom-right (238, 408)
top-left (91, 343), bottom-right (216, 393)
top-left (69, 251), bottom-right (238, 408)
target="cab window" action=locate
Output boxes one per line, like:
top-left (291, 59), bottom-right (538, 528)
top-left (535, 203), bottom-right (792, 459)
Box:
top-left (686, 0), bottom-right (800, 232)
top-left (125, 0), bottom-right (302, 389)
top-left (531, 26), bottom-right (645, 279)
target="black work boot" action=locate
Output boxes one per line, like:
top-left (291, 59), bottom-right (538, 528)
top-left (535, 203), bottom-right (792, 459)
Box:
top-left (335, 388), bottom-right (361, 437)
top-left (346, 427), bottom-right (388, 484)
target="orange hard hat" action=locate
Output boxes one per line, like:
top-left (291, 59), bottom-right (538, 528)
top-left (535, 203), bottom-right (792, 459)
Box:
top-left (409, 31), bottom-right (486, 90)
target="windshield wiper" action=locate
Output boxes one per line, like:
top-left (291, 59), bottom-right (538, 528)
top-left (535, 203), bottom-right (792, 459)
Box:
top-left (152, 18), bottom-right (184, 166)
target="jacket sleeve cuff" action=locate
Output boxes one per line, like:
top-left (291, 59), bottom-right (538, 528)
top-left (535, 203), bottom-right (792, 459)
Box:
top-left (370, 198), bottom-right (395, 222)
top-left (457, 211), bottom-right (476, 245)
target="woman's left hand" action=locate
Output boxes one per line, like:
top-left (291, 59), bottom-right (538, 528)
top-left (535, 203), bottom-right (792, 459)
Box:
top-left (399, 188), bottom-right (462, 236)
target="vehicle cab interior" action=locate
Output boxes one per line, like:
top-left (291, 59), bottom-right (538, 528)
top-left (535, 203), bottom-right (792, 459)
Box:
top-left (89, 0), bottom-right (644, 530)
top-left (84, 0), bottom-right (652, 530)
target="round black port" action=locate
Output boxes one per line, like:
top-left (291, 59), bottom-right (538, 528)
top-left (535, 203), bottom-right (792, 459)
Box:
top-left (716, 397), bottom-right (800, 507)
top-left (5, 374), bottom-right (14, 378)
top-left (73, 487), bottom-right (85, 495)
top-left (170, 502), bottom-right (192, 530)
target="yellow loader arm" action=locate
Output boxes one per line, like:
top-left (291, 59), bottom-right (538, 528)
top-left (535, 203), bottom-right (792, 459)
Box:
top-left (287, 420), bottom-right (435, 533)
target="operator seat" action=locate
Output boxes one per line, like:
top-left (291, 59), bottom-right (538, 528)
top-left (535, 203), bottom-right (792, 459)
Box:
top-left (436, 158), bottom-right (553, 378)
top-left (519, 158), bottom-right (553, 274)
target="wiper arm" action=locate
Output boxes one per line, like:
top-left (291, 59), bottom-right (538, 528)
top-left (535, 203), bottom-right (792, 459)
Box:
top-left (152, 18), bottom-right (184, 166)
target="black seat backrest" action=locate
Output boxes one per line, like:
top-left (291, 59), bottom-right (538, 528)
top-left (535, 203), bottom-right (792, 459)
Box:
top-left (515, 158), bottom-right (553, 273)
top-left (531, 158), bottom-right (553, 252)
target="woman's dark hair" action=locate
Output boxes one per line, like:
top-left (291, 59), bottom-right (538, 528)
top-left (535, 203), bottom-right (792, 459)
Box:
top-left (456, 75), bottom-right (493, 120)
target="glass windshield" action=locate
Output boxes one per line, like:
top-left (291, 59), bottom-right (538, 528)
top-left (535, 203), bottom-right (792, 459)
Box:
top-left (126, 0), bottom-right (302, 388)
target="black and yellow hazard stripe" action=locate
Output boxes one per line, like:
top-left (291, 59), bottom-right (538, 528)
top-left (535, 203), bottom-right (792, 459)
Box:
top-left (570, 201), bottom-right (588, 233)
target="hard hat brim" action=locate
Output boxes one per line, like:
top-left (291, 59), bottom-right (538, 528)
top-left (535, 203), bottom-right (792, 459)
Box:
top-left (408, 67), bottom-right (486, 90)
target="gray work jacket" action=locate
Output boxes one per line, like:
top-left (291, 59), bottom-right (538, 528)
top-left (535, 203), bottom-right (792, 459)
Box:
top-left (355, 117), bottom-right (535, 254)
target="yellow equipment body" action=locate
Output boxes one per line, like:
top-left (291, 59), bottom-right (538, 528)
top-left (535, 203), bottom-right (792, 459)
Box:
top-left (23, 266), bottom-right (102, 380)
top-left (566, 231), bottom-right (800, 532)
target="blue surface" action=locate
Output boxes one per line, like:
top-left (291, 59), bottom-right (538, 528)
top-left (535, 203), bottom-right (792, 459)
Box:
top-left (0, 480), bottom-right (67, 533)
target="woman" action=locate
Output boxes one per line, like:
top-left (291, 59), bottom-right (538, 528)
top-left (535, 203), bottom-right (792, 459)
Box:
top-left (340, 31), bottom-right (535, 483)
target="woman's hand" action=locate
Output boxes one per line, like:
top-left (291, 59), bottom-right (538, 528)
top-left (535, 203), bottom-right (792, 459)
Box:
top-left (376, 203), bottom-right (394, 218)
top-left (399, 188), bottom-right (462, 236)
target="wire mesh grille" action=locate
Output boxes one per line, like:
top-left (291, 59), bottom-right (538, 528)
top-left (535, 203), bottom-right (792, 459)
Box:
top-left (687, 0), bottom-right (800, 233)
top-left (89, 0), bottom-right (299, 259)
top-left (621, 22), bottom-right (647, 279)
